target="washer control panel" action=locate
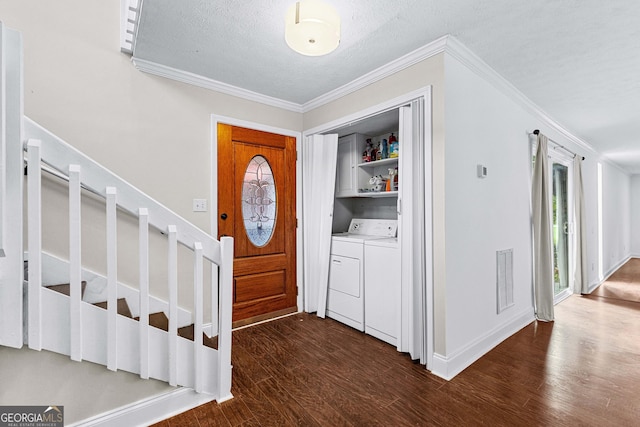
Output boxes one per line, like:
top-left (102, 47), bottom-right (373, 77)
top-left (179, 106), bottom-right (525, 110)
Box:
top-left (347, 219), bottom-right (397, 237)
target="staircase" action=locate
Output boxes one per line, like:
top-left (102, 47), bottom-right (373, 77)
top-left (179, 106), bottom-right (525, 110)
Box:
top-left (47, 282), bottom-right (219, 349)
top-left (0, 22), bottom-right (233, 401)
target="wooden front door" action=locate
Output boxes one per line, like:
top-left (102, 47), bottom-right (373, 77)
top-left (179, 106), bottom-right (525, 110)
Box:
top-left (217, 124), bottom-right (297, 326)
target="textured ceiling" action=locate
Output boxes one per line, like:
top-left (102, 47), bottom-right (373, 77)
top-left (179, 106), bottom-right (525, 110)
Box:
top-left (133, 0), bottom-right (640, 173)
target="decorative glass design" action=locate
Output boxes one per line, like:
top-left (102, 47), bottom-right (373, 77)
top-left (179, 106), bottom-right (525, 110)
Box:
top-left (242, 155), bottom-right (276, 247)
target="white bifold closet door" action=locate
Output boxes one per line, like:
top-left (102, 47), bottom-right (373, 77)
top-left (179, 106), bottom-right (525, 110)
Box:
top-left (398, 100), bottom-right (430, 366)
top-left (302, 134), bottom-right (338, 316)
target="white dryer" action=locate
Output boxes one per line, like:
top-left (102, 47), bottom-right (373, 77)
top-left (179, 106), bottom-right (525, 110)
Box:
top-left (327, 219), bottom-right (397, 331)
top-left (364, 237), bottom-right (400, 346)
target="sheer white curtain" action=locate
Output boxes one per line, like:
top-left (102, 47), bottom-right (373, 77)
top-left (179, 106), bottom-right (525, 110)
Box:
top-left (573, 156), bottom-right (589, 294)
top-left (302, 134), bottom-right (338, 316)
top-left (531, 133), bottom-right (554, 321)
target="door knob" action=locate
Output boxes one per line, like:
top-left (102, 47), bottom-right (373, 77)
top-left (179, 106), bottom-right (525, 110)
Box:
top-left (220, 213), bottom-right (228, 220)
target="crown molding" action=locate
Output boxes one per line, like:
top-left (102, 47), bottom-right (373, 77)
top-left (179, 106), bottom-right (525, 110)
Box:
top-left (130, 34), bottom-right (598, 159)
top-left (131, 57), bottom-right (304, 113)
top-left (442, 36), bottom-right (596, 155)
top-left (301, 35), bottom-right (449, 112)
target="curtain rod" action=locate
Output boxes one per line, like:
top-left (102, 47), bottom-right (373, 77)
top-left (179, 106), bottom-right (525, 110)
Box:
top-left (532, 129), bottom-right (585, 161)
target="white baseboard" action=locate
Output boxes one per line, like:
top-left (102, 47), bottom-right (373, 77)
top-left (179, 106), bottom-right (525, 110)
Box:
top-left (69, 387), bottom-right (217, 427)
top-left (587, 280), bottom-right (601, 294)
top-left (604, 255), bottom-right (631, 281)
top-left (430, 307), bottom-right (534, 381)
top-left (587, 254), bottom-right (634, 294)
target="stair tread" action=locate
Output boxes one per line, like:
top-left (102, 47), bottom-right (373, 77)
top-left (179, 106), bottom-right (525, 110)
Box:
top-left (134, 313), bottom-right (218, 349)
top-left (48, 285), bottom-right (217, 348)
top-left (177, 324), bottom-right (218, 349)
top-left (46, 281), bottom-right (87, 298)
top-left (93, 298), bottom-right (133, 318)
top-left (135, 312), bottom-right (169, 331)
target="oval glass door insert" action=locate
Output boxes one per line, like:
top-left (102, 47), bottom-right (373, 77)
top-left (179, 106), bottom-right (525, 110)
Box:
top-left (242, 155), bottom-right (276, 247)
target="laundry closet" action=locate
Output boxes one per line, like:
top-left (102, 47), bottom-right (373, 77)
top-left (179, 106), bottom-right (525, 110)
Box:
top-left (304, 93), bottom-right (430, 365)
top-left (326, 108), bottom-right (402, 347)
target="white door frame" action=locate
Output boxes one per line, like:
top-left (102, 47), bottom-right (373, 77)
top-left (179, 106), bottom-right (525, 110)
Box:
top-left (210, 115), bottom-right (303, 329)
top-left (302, 86), bottom-right (434, 369)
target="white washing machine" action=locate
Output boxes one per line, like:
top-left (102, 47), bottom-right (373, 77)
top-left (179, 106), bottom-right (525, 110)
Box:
top-left (327, 219), bottom-right (397, 331)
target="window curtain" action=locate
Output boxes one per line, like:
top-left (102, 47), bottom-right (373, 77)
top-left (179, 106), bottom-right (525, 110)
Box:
top-left (531, 133), bottom-right (554, 321)
top-left (573, 156), bottom-right (589, 294)
top-left (302, 134), bottom-right (338, 316)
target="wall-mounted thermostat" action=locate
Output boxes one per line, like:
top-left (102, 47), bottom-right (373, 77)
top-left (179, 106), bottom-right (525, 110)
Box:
top-left (477, 164), bottom-right (488, 178)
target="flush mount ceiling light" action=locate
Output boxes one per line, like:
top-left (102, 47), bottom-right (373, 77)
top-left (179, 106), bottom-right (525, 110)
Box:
top-left (285, 0), bottom-right (341, 56)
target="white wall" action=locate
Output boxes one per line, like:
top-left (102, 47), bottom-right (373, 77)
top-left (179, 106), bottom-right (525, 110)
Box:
top-left (600, 162), bottom-right (631, 278)
top-left (631, 175), bottom-right (640, 257)
top-left (438, 51), bottom-right (601, 376)
top-left (442, 53), bottom-right (534, 357)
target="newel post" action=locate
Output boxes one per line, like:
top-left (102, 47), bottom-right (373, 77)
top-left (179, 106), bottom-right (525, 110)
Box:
top-left (217, 236), bottom-right (233, 401)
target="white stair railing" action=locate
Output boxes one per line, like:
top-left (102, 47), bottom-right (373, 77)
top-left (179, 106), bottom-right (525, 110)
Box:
top-left (23, 117), bottom-right (233, 399)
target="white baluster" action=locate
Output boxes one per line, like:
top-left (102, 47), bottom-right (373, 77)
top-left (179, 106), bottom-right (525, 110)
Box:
top-left (138, 208), bottom-right (149, 379)
top-left (167, 225), bottom-right (178, 386)
top-left (217, 236), bottom-right (233, 400)
top-left (69, 164), bottom-right (82, 362)
top-left (193, 242), bottom-right (203, 393)
top-left (106, 187), bottom-right (117, 371)
top-left (27, 139), bottom-right (42, 351)
top-left (210, 265), bottom-right (219, 340)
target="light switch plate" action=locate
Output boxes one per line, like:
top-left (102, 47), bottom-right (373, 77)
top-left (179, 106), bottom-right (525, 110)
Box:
top-left (193, 199), bottom-right (207, 212)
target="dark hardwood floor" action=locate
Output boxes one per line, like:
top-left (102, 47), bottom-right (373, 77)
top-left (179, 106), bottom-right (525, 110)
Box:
top-left (155, 282), bottom-right (640, 426)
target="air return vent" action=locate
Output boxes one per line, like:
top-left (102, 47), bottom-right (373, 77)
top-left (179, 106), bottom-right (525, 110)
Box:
top-left (496, 249), bottom-right (514, 313)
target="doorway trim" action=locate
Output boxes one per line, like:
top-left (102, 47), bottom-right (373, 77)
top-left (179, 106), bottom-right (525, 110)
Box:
top-left (210, 115), bottom-right (303, 326)
top-left (302, 86), bottom-right (433, 370)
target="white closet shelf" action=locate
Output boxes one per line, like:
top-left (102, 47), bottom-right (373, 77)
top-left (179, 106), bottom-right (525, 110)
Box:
top-left (354, 191), bottom-right (398, 198)
top-left (357, 158), bottom-right (398, 169)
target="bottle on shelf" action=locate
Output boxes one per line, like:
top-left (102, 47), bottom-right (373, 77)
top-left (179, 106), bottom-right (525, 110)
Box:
top-left (376, 141), bottom-right (382, 161)
top-left (364, 139), bottom-right (372, 162)
top-left (389, 133), bottom-right (399, 158)
top-left (393, 166), bottom-right (399, 191)
top-left (381, 138), bottom-right (388, 159)
top-left (370, 141), bottom-right (377, 162)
